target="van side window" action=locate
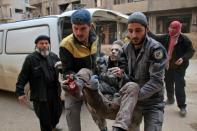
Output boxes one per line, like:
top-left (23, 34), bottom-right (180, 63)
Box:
top-left (62, 22), bottom-right (72, 38)
top-left (6, 26), bottom-right (49, 54)
top-left (0, 31), bottom-right (3, 54)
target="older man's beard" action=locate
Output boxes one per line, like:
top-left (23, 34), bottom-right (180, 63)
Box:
top-left (35, 47), bottom-right (49, 57)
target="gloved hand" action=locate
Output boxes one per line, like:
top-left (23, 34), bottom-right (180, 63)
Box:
top-left (54, 61), bottom-right (62, 73)
top-left (54, 61), bottom-right (62, 69)
top-left (96, 57), bottom-right (107, 72)
top-left (88, 75), bottom-right (99, 90)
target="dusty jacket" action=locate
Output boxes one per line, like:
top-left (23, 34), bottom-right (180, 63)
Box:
top-left (98, 55), bottom-right (127, 94)
top-left (16, 51), bottom-right (61, 101)
top-left (59, 30), bottom-right (97, 77)
top-left (123, 35), bottom-right (167, 103)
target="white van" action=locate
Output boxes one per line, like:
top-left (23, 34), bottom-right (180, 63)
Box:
top-left (0, 8), bottom-right (128, 93)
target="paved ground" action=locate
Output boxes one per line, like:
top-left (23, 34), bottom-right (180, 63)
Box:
top-left (0, 60), bottom-right (197, 131)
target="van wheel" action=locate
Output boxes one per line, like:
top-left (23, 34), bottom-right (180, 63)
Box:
top-left (24, 85), bottom-right (33, 110)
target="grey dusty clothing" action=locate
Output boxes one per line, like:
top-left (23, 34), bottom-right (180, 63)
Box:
top-left (98, 55), bottom-right (127, 95)
top-left (84, 82), bottom-right (139, 131)
top-left (75, 68), bottom-right (139, 131)
top-left (130, 102), bottom-right (165, 131)
top-left (122, 35), bottom-right (167, 131)
top-left (64, 97), bottom-right (83, 131)
top-left (123, 36), bottom-right (167, 101)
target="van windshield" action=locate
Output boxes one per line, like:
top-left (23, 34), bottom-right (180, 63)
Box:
top-left (60, 19), bottom-right (127, 44)
top-left (60, 17), bottom-right (72, 39)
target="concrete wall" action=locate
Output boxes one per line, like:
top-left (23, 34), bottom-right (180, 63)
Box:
top-left (112, 0), bottom-right (197, 33)
top-left (56, 0), bottom-right (79, 4)
top-left (112, 1), bottom-right (148, 14)
top-left (81, 0), bottom-right (95, 8)
top-left (29, 0), bottom-right (40, 5)
top-left (0, 0), bottom-right (11, 19)
top-left (1, 0), bottom-right (12, 5)
top-left (97, 0), bottom-right (113, 9)
top-left (191, 10), bottom-right (197, 32)
top-left (0, 0), bottom-right (26, 22)
top-left (148, 0), bottom-right (197, 11)
top-left (147, 8), bottom-right (197, 33)
top-left (11, 0), bottom-right (26, 21)
top-left (112, 0), bottom-right (197, 14)
top-left (148, 15), bottom-right (157, 33)
top-left (25, 0), bottom-right (197, 33)
top-left (0, 0), bottom-right (11, 22)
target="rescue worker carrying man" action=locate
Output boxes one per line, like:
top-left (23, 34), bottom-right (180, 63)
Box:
top-left (82, 12), bottom-right (168, 131)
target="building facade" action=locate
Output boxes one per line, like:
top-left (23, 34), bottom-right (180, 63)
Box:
top-left (1, 0), bottom-right (196, 42)
top-left (112, 0), bottom-right (197, 33)
top-left (28, 0), bottom-right (124, 45)
top-left (0, 0), bottom-right (35, 23)
top-left (28, 0), bottom-right (197, 33)
top-left (28, 0), bottom-right (109, 16)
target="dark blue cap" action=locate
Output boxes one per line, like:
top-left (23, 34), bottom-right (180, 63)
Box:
top-left (71, 9), bottom-right (91, 24)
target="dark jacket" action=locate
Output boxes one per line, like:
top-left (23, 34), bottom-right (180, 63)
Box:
top-left (149, 33), bottom-right (195, 70)
top-left (16, 51), bottom-right (61, 101)
top-left (98, 54), bottom-right (128, 94)
top-left (123, 35), bottom-right (168, 103)
top-left (59, 31), bottom-right (97, 77)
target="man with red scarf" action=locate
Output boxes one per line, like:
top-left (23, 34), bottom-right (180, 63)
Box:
top-left (149, 20), bottom-right (195, 117)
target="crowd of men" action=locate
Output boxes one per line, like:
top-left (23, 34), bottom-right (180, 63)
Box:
top-left (16, 9), bottom-right (195, 131)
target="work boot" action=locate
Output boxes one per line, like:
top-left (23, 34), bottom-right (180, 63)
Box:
top-left (85, 75), bottom-right (99, 91)
top-left (112, 127), bottom-right (126, 131)
top-left (165, 98), bottom-right (175, 105)
top-left (179, 108), bottom-right (187, 117)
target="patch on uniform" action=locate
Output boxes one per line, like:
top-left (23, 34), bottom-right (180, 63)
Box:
top-left (153, 49), bottom-right (163, 60)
